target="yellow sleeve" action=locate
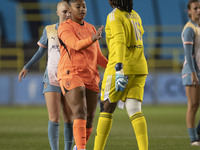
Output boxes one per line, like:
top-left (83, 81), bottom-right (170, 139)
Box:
top-left (108, 11), bottom-right (126, 64)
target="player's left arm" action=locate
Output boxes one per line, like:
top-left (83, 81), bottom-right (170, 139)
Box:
top-left (96, 42), bottom-right (108, 69)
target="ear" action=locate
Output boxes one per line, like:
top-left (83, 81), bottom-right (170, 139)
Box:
top-left (56, 10), bottom-right (59, 17)
top-left (188, 10), bottom-right (191, 17)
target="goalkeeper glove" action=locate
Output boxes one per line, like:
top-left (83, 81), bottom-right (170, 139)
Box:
top-left (115, 63), bottom-right (128, 92)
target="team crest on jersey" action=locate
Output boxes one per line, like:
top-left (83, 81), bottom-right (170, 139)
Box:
top-left (44, 83), bottom-right (47, 88)
top-left (52, 45), bottom-right (59, 49)
top-left (51, 37), bottom-right (56, 40)
top-left (77, 32), bottom-right (81, 36)
top-left (65, 80), bottom-right (71, 88)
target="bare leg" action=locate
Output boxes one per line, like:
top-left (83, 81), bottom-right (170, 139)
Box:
top-left (61, 95), bottom-right (74, 150)
top-left (64, 86), bottom-right (87, 150)
top-left (64, 86), bottom-right (87, 120)
top-left (85, 89), bottom-right (98, 128)
top-left (44, 92), bottom-right (62, 150)
top-left (186, 86), bottom-right (200, 128)
top-left (61, 95), bottom-right (73, 123)
top-left (186, 85), bottom-right (200, 143)
top-left (45, 92), bottom-right (61, 122)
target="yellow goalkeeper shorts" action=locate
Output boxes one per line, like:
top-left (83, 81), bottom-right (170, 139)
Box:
top-left (101, 74), bottom-right (147, 103)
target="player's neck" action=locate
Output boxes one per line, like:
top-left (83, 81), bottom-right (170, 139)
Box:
top-left (191, 18), bottom-right (200, 26)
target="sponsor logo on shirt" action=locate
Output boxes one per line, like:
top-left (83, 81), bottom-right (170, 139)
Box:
top-left (65, 80), bottom-right (71, 88)
top-left (51, 37), bottom-right (56, 40)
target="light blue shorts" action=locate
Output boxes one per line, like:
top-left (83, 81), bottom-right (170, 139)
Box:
top-left (182, 74), bottom-right (200, 86)
top-left (43, 82), bottom-right (62, 94)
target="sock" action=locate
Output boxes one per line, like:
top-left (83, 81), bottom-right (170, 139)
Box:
top-left (188, 128), bottom-right (199, 142)
top-left (64, 122), bottom-right (74, 150)
top-left (131, 112), bottom-right (148, 150)
top-left (48, 121), bottom-right (59, 150)
top-left (196, 121), bottom-right (200, 136)
top-left (94, 112), bottom-right (113, 150)
top-left (73, 119), bottom-right (86, 150)
top-left (86, 127), bottom-right (93, 143)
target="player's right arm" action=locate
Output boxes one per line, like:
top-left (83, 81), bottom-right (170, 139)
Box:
top-left (18, 28), bottom-right (48, 82)
top-left (108, 11), bottom-right (126, 65)
top-left (182, 27), bottom-right (195, 72)
top-left (18, 46), bottom-right (47, 82)
top-left (107, 11), bottom-right (128, 91)
top-left (182, 27), bottom-right (198, 84)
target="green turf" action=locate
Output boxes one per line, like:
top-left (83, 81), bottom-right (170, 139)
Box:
top-left (0, 105), bottom-right (200, 150)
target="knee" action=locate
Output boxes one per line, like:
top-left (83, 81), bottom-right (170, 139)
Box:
top-left (48, 110), bottom-right (60, 122)
top-left (188, 102), bottom-right (199, 111)
top-left (74, 106), bottom-right (87, 120)
top-left (49, 116), bottom-right (60, 123)
top-left (101, 100), bottom-right (117, 113)
top-left (125, 99), bottom-right (142, 117)
top-left (62, 114), bottom-right (73, 123)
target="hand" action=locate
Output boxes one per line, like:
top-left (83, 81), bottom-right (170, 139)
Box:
top-left (18, 68), bottom-right (28, 82)
top-left (191, 72), bottom-right (199, 86)
top-left (115, 69), bottom-right (128, 92)
top-left (91, 25), bottom-right (104, 42)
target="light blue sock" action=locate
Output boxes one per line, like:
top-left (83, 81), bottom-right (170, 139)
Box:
top-left (64, 122), bottom-right (74, 150)
top-left (48, 121), bottom-right (59, 150)
top-left (188, 128), bottom-right (198, 142)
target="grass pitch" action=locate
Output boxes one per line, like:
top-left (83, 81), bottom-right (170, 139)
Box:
top-left (0, 105), bottom-right (200, 150)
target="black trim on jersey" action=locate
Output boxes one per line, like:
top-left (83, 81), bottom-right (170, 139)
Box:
top-left (58, 38), bottom-right (71, 60)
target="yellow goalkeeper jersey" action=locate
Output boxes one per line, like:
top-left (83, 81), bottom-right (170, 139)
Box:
top-left (105, 8), bottom-right (148, 75)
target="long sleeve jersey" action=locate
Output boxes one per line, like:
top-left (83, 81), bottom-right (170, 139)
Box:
top-left (181, 20), bottom-right (200, 77)
top-left (24, 23), bottom-right (61, 86)
top-left (105, 8), bottom-right (148, 75)
top-left (57, 19), bottom-right (108, 85)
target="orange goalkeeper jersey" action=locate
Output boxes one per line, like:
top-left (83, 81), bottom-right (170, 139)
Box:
top-left (57, 19), bottom-right (107, 85)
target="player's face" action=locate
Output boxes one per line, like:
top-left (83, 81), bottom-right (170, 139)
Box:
top-left (57, 3), bottom-right (70, 23)
top-left (189, 2), bottom-right (200, 21)
top-left (68, 0), bottom-right (87, 24)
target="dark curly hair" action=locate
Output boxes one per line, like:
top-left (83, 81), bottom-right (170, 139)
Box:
top-left (109, 0), bottom-right (133, 13)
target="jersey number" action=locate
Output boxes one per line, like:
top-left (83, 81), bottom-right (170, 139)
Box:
top-left (131, 20), bottom-right (142, 41)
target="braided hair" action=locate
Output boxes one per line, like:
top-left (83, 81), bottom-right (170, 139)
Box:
top-left (109, 0), bottom-right (133, 13)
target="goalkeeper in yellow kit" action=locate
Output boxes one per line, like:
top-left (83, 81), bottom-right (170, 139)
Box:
top-left (93, 0), bottom-right (148, 150)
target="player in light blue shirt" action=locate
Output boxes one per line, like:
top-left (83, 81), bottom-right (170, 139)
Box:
top-left (181, 0), bottom-right (200, 146)
top-left (18, 2), bottom-right (74, 150)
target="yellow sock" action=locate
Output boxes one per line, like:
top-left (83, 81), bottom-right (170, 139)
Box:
top-left (93, 112), bottom-right (113, 150)
top-left (131, 111), bottom-right (148, 150)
